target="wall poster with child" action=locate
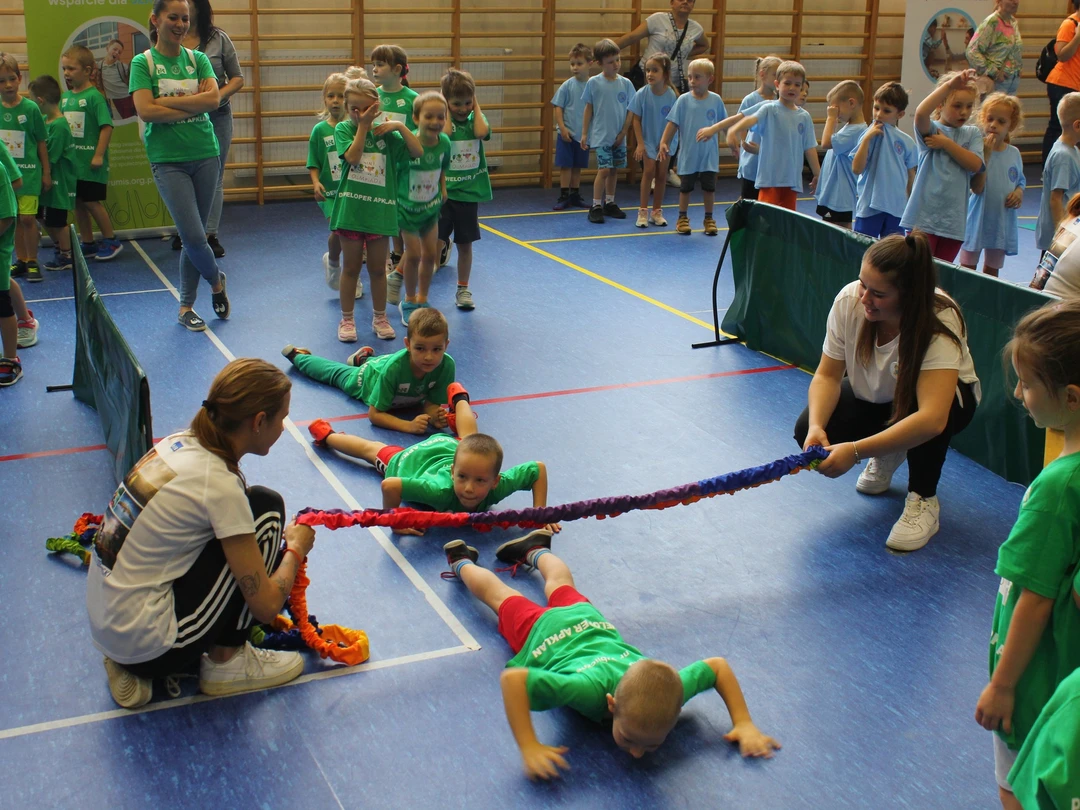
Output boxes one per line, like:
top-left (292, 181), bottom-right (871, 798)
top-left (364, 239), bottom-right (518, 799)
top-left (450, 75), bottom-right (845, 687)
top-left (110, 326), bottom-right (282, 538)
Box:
top-left (900, 0), bottom-right (989, 137)
top-left (25, 7), bottom-right (170, 235)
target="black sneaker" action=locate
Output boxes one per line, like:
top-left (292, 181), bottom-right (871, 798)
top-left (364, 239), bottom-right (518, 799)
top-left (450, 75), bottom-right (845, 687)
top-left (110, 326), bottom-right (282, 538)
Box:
top-left (171, 234), bottom-right (182, 251)
top-left (603, 201), bottom-right (626, 219)
top-left (568, 191), bottom-right (589, 208)
top-left (495, 528), bottom-right (554, 573)
top-left (588, 204), bottom-right (605, 224)
top-left (346, 346), bottom-right (375, 367)
top-left (389, 251), bottom-right (402, 268)
top-left (552, 193), bottom-right (570, 210)
top-left (207, 234), bottom-right (225, 258)
top-left (179, 310), bottom-right (207, 332)
top-left (10, 260), bottom-right (27, 278)
top-left (25, 262), bottom-right (43, 283)
top-left (441, 539), bottom-right (479, 580)
top-left (438, 241), bottom-right (451, 267)
top-left (211, 272), bottom-right (229, 319)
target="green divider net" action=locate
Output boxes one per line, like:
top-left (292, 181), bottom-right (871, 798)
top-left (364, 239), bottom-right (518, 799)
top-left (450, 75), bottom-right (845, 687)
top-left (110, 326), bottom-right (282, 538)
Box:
top-left (70, 226), bottom-right (153, 483)
top-left (719, 201), bottom-right (1055, 487)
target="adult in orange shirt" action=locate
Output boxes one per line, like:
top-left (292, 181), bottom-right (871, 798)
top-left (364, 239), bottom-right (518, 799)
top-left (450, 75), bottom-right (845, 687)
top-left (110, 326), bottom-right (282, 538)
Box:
top-left (1043, 1), bottom-right (1080, 164)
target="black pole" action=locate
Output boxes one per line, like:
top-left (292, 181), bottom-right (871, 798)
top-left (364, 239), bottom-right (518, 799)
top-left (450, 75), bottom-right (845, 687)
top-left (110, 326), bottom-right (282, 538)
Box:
top-left (691, 223), bottom-right (739, 349)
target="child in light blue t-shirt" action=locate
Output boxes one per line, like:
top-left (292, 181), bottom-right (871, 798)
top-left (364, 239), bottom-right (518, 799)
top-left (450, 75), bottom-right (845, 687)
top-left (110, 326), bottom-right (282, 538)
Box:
top-left (581, 39), bottom-right (635, 223)
top-left (550, 43), bottom-right (593, 210)
top-left (815, 80), bottom-right (867, 229)
top-left (900, 69), bottom-right (984, 262)
top-left (659, 58), bottom-right (728, 237)
top-left (736, 56), bottom-right (781, 200)
top-left (629, 54), bottom-right (678, 229)
top-left (850, 82), bottom-right (917, 238)
top-left (1036, 92), bottom-right (1080, 252)
top-left (959, 93), bottom-right (1025, 277)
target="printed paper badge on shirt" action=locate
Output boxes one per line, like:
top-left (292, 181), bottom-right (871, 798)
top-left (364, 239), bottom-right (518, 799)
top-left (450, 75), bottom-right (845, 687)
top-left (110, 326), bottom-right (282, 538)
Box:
top-left (348, 151), bottom-right (387, 186)
top-left (890, 361), bottom-right (899, 378)
top-left (450, 139), bottom-right (480, 171)
top-left (78, 98), bottom-right (87, 108)
top-left (16, 115), bottom-right (26, 125)
top-left (0, 129), bottom-right (25, 159)
top-left (409, 168), bottom-right (441, 203)
top-left (64, 110), bottom-right (86, 138)
top-left (328, 150), bottom-right (341, 182)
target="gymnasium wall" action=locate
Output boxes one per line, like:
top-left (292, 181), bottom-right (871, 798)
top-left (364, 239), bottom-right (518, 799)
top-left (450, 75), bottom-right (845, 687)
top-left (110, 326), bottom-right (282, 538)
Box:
top-left (0, 0), bottom-right (1072, 201)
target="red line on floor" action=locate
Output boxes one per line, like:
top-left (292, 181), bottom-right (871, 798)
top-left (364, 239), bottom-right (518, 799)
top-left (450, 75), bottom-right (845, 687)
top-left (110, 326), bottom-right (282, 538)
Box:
top-left (0, 443), bottom-right (109, 463)
top-left (291, 364), bottom-right (796, 427)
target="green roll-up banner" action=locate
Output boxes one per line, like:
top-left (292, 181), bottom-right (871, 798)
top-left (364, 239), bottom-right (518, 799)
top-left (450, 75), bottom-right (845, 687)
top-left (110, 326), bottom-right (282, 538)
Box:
top-left (24, 4), bottom-right (171, 235)
top-left (71, 227), bottom-right (152, 483)
top-left (720, 201), bottom-right (1055, 487)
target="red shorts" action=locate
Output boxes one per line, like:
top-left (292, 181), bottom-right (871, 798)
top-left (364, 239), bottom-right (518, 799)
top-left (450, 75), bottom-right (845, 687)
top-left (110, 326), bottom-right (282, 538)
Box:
top-left (758, 187), bottom-right (797, 210)
top-left (376, 444), bottom-right (404, 475)
top-left (497, 585), bottom-right (590, 654)
top-left (334, 229), bottom-right (384, 245)
top-left (921, 233), bottom-right (963, 263)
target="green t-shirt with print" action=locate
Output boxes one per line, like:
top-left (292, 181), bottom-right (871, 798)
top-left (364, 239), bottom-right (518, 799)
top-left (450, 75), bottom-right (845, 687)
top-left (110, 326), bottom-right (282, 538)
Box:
top-left (307, 119), bottom-right (341, 219)
top-left (0, 97), bottom-right (47, 198)
top-left (1009, 667), bottom-right (1080, 810)
top-left (329, 118), bottom-right (408, 237)
top-left (0, 139), bottom-right (20, 219)
top-left (445, 112), bottom-right (492, 203)
top-left (384, 433), bottom-right (540, 512)
top-left (504, 602), bottom-right (717, 723)
top-left (41, 116), bottom-right (76, 212)
top-left (356, 347), bottom-right (455, 411)
top-left (377, 85), bottom-right (419, 130)
top-left (397, 133), bottom-right (450, 232)
top-left (60, 86), bottom-right (111, 184)
top-left (989, 451), bottom-right (1080, 750)
top-left (129, 47), bottom-right (220, 165)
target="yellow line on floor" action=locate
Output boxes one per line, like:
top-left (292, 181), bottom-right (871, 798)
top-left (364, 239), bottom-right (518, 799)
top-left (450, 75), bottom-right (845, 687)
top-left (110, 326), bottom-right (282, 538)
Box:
top-left (481, 222), bottom-right (723, 332)
top-left (479, 197), bottom-right (814, 220)
top-left (527, 228), bottom-right (729, 244)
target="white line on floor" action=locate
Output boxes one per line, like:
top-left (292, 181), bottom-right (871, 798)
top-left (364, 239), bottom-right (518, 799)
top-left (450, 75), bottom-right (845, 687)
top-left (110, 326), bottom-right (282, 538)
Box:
top-left (0, 645), bottom-right (473, 741)
top-left (25, 287), bottom-right (172, 304)
top-left (129, 242), bottom-right (480, 645)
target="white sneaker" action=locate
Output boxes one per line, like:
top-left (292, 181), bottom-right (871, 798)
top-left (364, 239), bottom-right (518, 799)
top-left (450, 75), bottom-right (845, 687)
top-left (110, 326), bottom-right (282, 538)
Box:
top-left (885, 493), bottom-right (940, 552)
top-left (323, 252), bottom-right (340, 291)
top-left (386, 270), bottom-right (403, 305)
top-left (103, 656), bottom-right (153, 708)
top-left (667, 169), bottom-right (681, 188)
top-left (355, 278), bottom-right (364, 299)
top-left (636, 209), bottom-right (649, 228)
top-left (198, 642), bottom-right (304, 697)
top-left (856, 451), bottom-right (906, 495)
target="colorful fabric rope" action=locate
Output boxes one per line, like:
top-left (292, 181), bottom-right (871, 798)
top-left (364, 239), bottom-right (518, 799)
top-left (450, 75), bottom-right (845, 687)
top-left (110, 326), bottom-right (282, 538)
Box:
top-left (45, 512), bottom-right (103, 566)
top-left (295, 447), bottom-right (827, 533)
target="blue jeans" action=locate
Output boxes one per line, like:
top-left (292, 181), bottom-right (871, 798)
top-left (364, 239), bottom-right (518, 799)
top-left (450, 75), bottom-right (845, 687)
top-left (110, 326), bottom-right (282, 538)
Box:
top-left (151, 158), bottom-right (221, 308)
top-left (994, 75), bottom-right (1019, 95)
top-left (206, 106), bottom-right (233, 235)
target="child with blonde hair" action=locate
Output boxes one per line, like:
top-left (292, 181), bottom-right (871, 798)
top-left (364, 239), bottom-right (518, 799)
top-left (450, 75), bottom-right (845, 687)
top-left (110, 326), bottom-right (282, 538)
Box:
top-left (975, 299), bottom-right (1080, 810)
top-left (581, 39), bottom-right (634, 223)
top-left (550, 43), bottom-right (592, 210)
top-left (726, 60), bottom-right (819, 211)
top-left (629, 54), bottom-right (677, 227)
top-left (815, 80), bottom-right (866, 229)
top-left (659, 58), bottom-right (727, 235)
top-left (900, 69), bottom-right (984, 261)
top-left (960, 93), bottom-right (1024, 277)
top-left (329, 76), bottom-right (422, 342)
top-left (307, 72), bottom-right (349, 292)
top-left (735, 55), bottom-right (781, 200)
top-left (1036, 92), bottom-right (1080, 257)
top-left (371, 44), bottom-right (417, 268)
top-left (60, 45), bottom-right (121, 261)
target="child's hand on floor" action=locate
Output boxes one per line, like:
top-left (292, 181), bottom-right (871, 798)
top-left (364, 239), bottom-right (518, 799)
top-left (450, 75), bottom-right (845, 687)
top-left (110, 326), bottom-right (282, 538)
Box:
top-left (521, 741), bottom-right (570, 780)
top-left (723, 722), bottom-right (781, 758)
top-left (408, 414), bottom-right (432, 434)
top-left (431, 409), bottom-right (449, 429)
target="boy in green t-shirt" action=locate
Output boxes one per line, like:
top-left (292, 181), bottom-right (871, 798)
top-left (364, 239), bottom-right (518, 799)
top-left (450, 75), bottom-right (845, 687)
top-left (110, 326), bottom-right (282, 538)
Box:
top-left (30, 75), bottom-right (76, 274)
top-left (442, 533), bottom-right (780, 780)
top-left (1008, 666), bottom-right (1080, 810)
top-left (437, 68), bottom-right (492, 312)
top-left (283, 306), bottom-right (456, 435)
top-left (0, 143), bottom-right (21, 385)
top-left (1, 53), bottom-right (50, 282)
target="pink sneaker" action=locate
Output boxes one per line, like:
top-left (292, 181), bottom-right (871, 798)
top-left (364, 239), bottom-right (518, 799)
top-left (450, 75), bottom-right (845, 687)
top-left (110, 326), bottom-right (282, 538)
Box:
top-left (338, 317), bottom-right (358, 343)
top-left (17, 310), bottom-right (38, 348)
top-left (372, 312), bottom-right (396, 340)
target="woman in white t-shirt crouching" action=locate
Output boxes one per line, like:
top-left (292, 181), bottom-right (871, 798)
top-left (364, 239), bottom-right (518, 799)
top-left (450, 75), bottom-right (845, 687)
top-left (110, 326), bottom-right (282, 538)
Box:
top-left (794, 231), bottom-right (981, 551)
top-left (87, 358), bottom-right (316, 708)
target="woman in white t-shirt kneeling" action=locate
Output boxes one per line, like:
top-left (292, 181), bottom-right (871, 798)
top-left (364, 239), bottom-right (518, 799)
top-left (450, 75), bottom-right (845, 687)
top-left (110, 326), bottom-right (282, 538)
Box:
top-left (87, 358), bottom-right (317, 708)
top-left (794, 231), bottom-right (981, 551)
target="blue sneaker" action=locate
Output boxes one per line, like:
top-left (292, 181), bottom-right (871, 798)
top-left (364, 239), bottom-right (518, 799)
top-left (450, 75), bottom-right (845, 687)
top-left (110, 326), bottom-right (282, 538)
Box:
top-left (95, 238), bottom-right (123, 261)
top-left (80, 241), bottom-right (97, 257)
top-left (399, 299), bottom-right (422, 326)
top-left (43, 250), bottom-right (73, 272)
top-left (0, 356), bottom-right (22, 387)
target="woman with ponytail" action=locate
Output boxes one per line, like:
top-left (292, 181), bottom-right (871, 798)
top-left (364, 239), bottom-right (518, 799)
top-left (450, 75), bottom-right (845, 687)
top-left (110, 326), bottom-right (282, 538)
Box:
top-left (793, 231), bottom-right (981, 551)
top-left (87, 358), bottom-right (316, 708)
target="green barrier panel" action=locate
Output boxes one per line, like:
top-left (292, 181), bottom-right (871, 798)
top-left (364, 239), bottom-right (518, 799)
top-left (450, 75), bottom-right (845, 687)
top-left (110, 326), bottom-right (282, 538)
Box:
top-left (70, 226), bottom-right (153, 483)
top-left (719, 200), bottom-right (1055, 487)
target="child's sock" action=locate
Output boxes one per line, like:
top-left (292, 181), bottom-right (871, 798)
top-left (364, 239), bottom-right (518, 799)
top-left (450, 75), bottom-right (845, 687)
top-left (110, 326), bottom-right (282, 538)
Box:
top-left (341, 310), bottom-right (355, 320)
top-left (593, 197), bottom-right (603, 207)
top-left (372, 309), bottom-right (385, 317)
top-left (559, 187), bottom-right (569, 196)
top-left (679, 210), bottom-right (688, 216)
top-left (570, 187), bottom-right (579, 195)
top-left (526, 547), bottom-right (550, 567)
top-left (328, 256), bottom-right (340, 269)
top-left (450, 557), bottom-right (475, 577)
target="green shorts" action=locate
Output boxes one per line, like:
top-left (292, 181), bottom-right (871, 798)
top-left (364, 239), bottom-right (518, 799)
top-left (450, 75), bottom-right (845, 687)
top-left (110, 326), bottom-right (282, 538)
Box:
top-left (17, 195), bottom-right (39, 216)
top-left (397, 207), bottom-right (440, 237)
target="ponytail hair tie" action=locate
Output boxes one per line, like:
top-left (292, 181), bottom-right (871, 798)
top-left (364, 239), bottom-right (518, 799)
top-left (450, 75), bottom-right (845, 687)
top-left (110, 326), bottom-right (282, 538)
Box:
top-left (401, 62), bottom-right (409, 77)
top-left (202, 399), bottom-right (214, 412)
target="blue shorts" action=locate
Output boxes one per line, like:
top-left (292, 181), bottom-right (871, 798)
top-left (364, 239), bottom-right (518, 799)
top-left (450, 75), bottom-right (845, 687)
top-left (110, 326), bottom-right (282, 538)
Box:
top-left (555, 136), bottom-right (590, 169)
top-left (596, 143), bottom-right (627, 170)
top-left (854, 211), bottom-right (902, 239)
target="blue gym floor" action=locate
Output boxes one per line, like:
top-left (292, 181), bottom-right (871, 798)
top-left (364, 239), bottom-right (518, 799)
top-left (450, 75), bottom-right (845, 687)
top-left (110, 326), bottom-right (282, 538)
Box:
top-left (0, 172), bottom-right (1044, 809)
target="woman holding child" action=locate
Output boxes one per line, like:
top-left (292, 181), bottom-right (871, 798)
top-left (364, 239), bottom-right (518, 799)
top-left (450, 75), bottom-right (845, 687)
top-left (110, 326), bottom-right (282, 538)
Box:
top-left (794, 232), bottom-right (980, 552)
top-left (87, 359), bottom-right (316, 709)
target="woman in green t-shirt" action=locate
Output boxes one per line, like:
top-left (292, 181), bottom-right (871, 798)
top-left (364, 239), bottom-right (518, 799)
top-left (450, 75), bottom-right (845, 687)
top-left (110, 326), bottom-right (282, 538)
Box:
top-left (130, 0), bottom-right (229, 333)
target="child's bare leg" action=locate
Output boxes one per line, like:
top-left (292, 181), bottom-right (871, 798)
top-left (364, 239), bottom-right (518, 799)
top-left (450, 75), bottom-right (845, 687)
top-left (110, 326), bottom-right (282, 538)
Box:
top-left (84, 201), bottom-right (115, 239)
top-left (366, 237), bottom-right (390, 312)
top-left (678, 191), bottom-right (691, 212)
top-left (652, 156), bottom-right (671, 210)
top-left (74, 203), bottom-right (93, 244)
top-left (592, 168), bottom-right (607, 203)
top-left (569, 167), bottom-right (581, 190)
top-left (324, 431), bottom-right (388, 465)
top-left (639, 161), bottom-right (655, 210)
top-left (9, 281), bottom-right (29, 321)
top-left (559, 166), bottom-right (571, 189)
top-left (453, 398), bottom-right (478, 437)
top-left (0, 314), bottom-right (16, 359)
top-left (417, 224), bottom-right (438, 302)
top-left (459, 563), bottom-right (523, 614)
top-left (605, 170), bottom-right (617, 202)
top-left (46, 225), bottom-right (71, 254)
top-left (982, 248), bottom-right (1004, 278)
top-left (338, 239), bottom-right (364, 317)
top-left (703, 189), bottom-right (715, 218)
top-left (455, 241), bottom-right (472, 287)
top-left (400, 231), bottom-right (421, 303)
top-left (392, 233), bottom-right (403, 258)
top-left (328, 230), bottom-right (341, 265)
top-left (998, 788), bottom-right (1022, 810)
top-left (16, 215), bottom-right (37, 262)
top-left (536, 552), bottom-right (575, 599)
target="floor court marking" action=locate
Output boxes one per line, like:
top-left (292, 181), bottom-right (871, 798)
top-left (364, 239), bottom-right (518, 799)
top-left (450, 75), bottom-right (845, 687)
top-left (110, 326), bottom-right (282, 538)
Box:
top-left (526, 228), bottom-right (729, 244)
top-left (479, 196), bottom-right (814, 220)
top-left (25, 288), bottom-right (171, 305)
top-left (0, 645), bottom-right (473, 742)
top-left (130, 240), bottom-right (480, 646)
